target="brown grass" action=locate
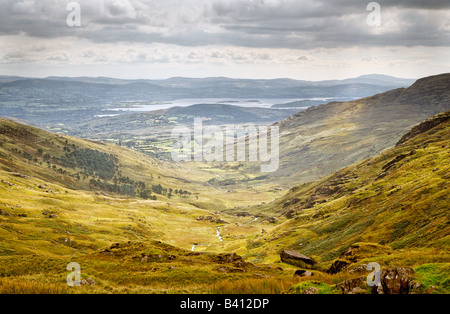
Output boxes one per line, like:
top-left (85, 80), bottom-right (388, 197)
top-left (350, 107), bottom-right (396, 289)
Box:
top-left (0, 278), bottom-right (71, 294)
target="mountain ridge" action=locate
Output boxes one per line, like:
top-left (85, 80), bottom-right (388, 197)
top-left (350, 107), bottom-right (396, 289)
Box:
top-left (265, 73), bottom-right (450, 185)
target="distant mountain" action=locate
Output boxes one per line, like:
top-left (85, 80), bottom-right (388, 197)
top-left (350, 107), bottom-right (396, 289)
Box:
top-left (1, 74), bottom-right (414, 96)
top-left (0, 75), bottom-right (33, 83)
top-left (163, 103), bottom-right (298, 125)
top-left (0, 76), bottom-right (414, 127)
top-left (147, 75), bottom-right (415, 89)
top-left (0, 74), bottom-right (414, 127)
top-left (263, 73), bottom-right (450, 184)
top-left (323, 74), bottom-right (417, 87)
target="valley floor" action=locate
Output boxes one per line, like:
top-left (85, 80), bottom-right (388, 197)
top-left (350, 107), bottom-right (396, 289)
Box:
top-left (0, 167), bottom-right (448, 294)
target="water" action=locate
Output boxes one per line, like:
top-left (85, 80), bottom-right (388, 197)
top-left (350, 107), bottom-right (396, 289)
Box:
top-left (216, 227), bottom-right (223, 242)
top-left (107, 97), bottom-right (337, 113)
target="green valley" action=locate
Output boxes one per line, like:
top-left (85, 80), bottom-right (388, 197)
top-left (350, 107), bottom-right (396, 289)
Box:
top-left (0, 74), bottom-right (449, 295)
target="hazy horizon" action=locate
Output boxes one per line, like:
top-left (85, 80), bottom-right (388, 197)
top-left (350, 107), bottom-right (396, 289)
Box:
top-left (0, 72), bottom-right (425, 82)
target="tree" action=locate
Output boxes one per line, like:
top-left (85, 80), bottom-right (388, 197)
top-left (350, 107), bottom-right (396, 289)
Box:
top-left (140, 189), bottom-right (152, 200)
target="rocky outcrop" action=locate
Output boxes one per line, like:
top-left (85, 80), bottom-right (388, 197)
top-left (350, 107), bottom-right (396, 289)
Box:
top-left (374, 267), bottom-right (416, 295)
top-left (339, 267), bottom-right (417, 294)
top-left (261, 217), bottom-right (278, 224)
top-left (327, 260), bottom-right (350, 274)
top-left (213, 252), bottom-right (251, 272)
top-left (280, 249), bottom-right (317, 267)
top-left (338, 277), bottom-right (368, 294)
top-left (215, 252), bottom-right (243, 264)
top-left (396, 110), bottom-right (450, 146)
top-left (314, 185), bottom-right (343, 197)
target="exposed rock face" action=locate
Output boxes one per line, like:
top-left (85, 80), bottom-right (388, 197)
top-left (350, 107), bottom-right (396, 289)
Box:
top-left (374, 267), bottom-right (416, 295)
top-left (280, 249), bottom-right (317, 266)
top-left (396, 110), bottom-right (450, 146)
top-left (327, 260), bottom-right (350, 274)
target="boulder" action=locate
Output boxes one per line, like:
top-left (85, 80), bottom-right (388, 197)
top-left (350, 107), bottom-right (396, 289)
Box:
top-left (280, 249), bottom-right (317, 266)
top-left (263, 217), bottom-right (278, 224)
top-left (339, 266), bottom-right (417, 294)
top-left (375, 267), bottom-right (416, 295)
top-left (294, 270), bottom-right (314, 277)
top-left (338, 277), bottom-right (367, 294)
top-left (215, 252), bottom-right (245, 266)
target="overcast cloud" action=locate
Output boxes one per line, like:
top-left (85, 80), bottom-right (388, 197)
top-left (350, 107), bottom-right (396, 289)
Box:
top-left (0, 0), bottom-right (449, 79)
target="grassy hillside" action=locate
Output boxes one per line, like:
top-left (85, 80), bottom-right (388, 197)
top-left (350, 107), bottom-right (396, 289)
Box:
top-left (268, 73), bottom-right (450, 185)
top-left (239, 110), bottom-right (449, 292)
top-left (0, 117), bottom-right (284, 209)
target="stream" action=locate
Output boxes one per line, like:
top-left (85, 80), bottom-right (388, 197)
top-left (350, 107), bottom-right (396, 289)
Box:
top-left (191, 226), bottom-right (224, 252)
top-left (216, 227), bottom-right (223, 242)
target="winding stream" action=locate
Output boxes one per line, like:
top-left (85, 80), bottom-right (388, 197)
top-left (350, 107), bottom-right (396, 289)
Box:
top-left (216, 227), bottom-right (223, 242)
top-left (191, 226), bottom-right (224, 252)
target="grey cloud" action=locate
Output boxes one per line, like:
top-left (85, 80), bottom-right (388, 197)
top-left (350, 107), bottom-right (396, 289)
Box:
top-left (0, 0), bottom-right (448, 49)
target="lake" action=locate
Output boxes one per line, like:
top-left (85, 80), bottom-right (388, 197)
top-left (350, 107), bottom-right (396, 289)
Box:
top-left (107, 97), bottom-right (339, 113)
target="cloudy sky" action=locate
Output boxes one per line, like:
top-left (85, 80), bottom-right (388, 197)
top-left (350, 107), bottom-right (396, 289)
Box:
top-left (0, 0), bottom-right (449, 80)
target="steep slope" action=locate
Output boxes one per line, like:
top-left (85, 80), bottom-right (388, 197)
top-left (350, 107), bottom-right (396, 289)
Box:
top-left (245, 110), bottom-right (449, 269)
top-left (270, 73), bottom-right (450, 185)
top-left (0, 117), bottom-right (247, 210)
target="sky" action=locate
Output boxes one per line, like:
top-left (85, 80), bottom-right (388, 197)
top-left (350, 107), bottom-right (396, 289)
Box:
top-left (0, 0), bottom-right (449, 80)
